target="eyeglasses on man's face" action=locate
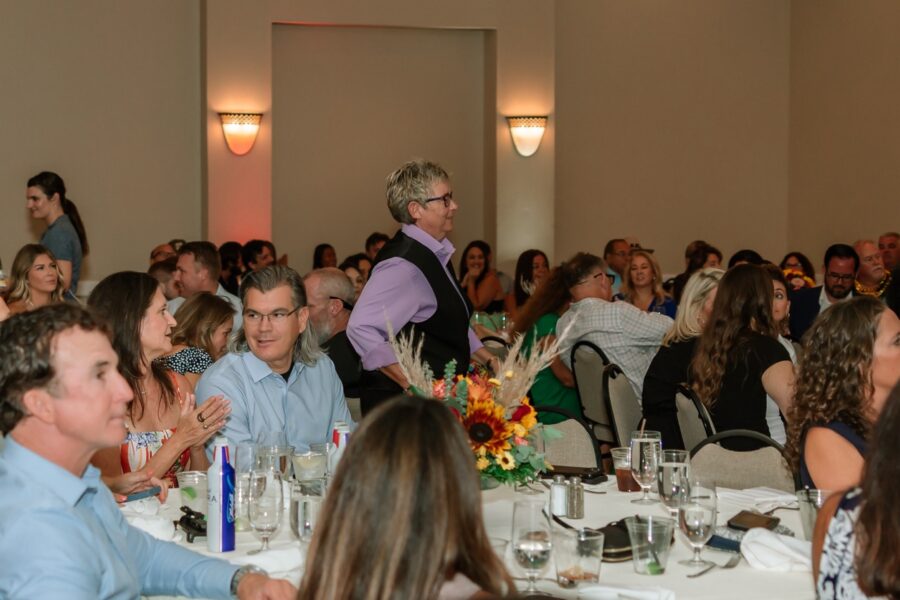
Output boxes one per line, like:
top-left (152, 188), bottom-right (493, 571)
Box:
top-left (424, 192), bottom-right (455, 208)
top-left (825, 272), bottom-right (855, 282)
top-left (243, 305), bottom-right (302, 324)
top-left (576, 271), bottom-right (609, 285)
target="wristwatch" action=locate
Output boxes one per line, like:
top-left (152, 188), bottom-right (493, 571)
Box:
top-left (230, 565), bottom-right (267, 598)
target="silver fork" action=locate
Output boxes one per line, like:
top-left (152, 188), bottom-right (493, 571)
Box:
top-left (687, 553), bottom-right (741, 578)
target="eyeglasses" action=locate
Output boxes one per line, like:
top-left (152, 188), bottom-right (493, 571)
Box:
top-left (576, 271), bottom-right (609, 285)
top-left (825, 272), bottom-right (855, 282)
top-left (243, 305), bottom-right (302, 324)
top-left (424, 192), bottom-right (455, 208)
top-left (329, 296), bottom-right (354, 311)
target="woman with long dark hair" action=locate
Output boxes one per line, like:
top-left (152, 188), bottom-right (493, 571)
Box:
top-left (504, 249), bottom-right (550, 319)
top-left (813, 383), bottom-right (900, 599)
top-left (88, 272), bottom-right (230, 487)
top-left (25, 172), bottom-right (89, 301)
top-left (513, 253), bottom-right (602, 424)
top-left (312, 243), bottom-right (337, 269)
top-left (785, 297), bottom-right (899, 491)
top-left (4, 244), bottom-right (66, 314)
top-left (298, 396), bottom-right (515, 599)
top-left (691, 264), bottom-right (795, 450)
top-left (459, 240), bottom-right (505, 313)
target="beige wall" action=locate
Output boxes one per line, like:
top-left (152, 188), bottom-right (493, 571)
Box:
top-left (555, 0), bottom-right (790, 274)
top-left (271, 25), bottom-right (487, 270)
top-left (790, 0), bottom-right (900, 269)
top-left (204, 0), bottom-right (555, 276)
top-left (0, 0), bottom-right (202, 286)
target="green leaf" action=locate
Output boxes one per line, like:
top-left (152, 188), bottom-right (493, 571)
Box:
top-left (541, 426), bottom-right (563, 441)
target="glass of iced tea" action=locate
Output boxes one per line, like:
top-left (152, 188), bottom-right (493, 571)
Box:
top-left (611, 447), bottom-right (641, 492)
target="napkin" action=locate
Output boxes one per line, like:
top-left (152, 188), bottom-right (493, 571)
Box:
top-left (120, 497), bottom-right (161, 516)
top-left (128, 515), bottom-right (177, 541)
top-left (717, 487), bottom-right (798, 513)
top-left (231, 543), bottom-right (303, 576)
top-left (740, 528), bottom-right (811, 572)
top-left (578, 583), bottom-right (675, 600)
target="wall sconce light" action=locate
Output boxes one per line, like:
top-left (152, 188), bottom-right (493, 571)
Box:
top-left (506, 116), bottom-right (548, 157)
top-left (219, 113), bottom-right (263, 156)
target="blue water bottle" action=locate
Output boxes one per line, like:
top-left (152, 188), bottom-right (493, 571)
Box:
top-left (207, 436), bottom-right (235, 552)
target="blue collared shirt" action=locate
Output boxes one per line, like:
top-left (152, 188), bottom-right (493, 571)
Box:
top-left (0, 438), bottom-right (237, 599)
top-left (196, 351), bottom-right (354, 453)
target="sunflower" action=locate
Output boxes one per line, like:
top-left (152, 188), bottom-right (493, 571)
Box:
top-left (475, 456), bottom-right (490, 471)
top-left (497, 451), bottom-right (516, 471)
top-left (462, 394), bottom-right (513, 456)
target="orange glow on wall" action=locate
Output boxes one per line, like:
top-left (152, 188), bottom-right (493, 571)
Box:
top-left (219, 113), bottom-right (263, 156)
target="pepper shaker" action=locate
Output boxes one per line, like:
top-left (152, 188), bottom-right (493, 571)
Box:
top-left (567, 476), bottom-right (584, 519)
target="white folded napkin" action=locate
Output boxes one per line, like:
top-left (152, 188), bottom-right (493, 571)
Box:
top-left (128, 515), bottom-right (177, 541)
top-left (230, 542), bottom-right (303, 576)
top-left (120, 496), bottom-right (162, 516)
top-left (578, 583), bottom-right (675, 600)
top-left (718, 487), bottom-right (798, 513)
top-left (740, 528), bottom-right (811, 572)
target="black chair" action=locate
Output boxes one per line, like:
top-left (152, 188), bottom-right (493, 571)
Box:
top-left (602, 363), bottom-right (643, 446)
top-left (674, 383), bottom-right (716, 452)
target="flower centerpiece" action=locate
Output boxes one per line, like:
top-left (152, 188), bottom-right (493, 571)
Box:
top-left (388, 322), bottom-right (572, 488)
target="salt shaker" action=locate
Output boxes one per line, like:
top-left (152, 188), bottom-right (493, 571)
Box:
top-left (567, 476), bottom-right (584, 519)
top-left (550, 475), bottom-right (569, 516)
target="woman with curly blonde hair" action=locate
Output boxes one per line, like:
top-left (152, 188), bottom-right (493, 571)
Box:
top-left (785, 296), bottom-right (899, 491)
top-left (617, 250), bottom-right (676, 318)
top-left (690, 264), bottom-right (795, 450)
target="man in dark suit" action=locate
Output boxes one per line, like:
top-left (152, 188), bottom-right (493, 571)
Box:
top-left (789, 244), bottom-right (859, 341)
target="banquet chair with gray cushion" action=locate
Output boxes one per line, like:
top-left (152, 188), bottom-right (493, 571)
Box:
top-left (675, 383), bottom-right (716, 452)
top-left (602, 363), bottom-right (643, 446)
top-left (689, 430), bottom-right (795, 492)
top-left (536, 407), bottom-right (601, 469)
top-left (480, 335), bottom-right (510, 362)
top-left (570, 341), bottom-right (615, 443)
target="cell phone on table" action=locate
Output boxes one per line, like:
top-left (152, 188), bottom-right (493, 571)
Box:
top-left (124, 486), bottom-right (162, 503)
top-left (727, 510), bottom-right (779, 531)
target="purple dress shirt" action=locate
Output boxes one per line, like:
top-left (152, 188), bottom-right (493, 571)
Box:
top-left (347, 224), bottom-right (483, 371)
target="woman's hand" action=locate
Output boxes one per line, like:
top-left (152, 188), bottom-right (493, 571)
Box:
top-left (107, 469), bottom-right (169, 504)
top-left (175, 393), bottom-right (231, 448)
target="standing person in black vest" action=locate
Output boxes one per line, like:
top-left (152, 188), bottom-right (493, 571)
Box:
top-left (347, 160), bottom-right (497, 415)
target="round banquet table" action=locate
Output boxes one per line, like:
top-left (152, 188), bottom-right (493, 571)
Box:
top-left (145, 478), bottom-right (816, 599)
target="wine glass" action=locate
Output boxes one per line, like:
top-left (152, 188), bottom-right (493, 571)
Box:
top-left (678, 480), bottom-right (717, 567)
top-left (248, 470), bottom-right (283, 554)
top-left (511, 500), bottom-right (552, 596)
top-left (657, 449), bottom-right (690, 517)
top-left (630, 430), bottom-right (661, 505)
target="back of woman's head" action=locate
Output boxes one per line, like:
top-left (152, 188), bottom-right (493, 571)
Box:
top-left (855, 382), bottom-right (900, 597)
top-left (299, 396), bottom-right (512, 600)
top-left (7, 244), bottom-right (64, 305)
top-left (691, 264), bottom-right (777, 406)
top-left (513, 249), bottom-right (548, 307)
top-left (663, 268), bottom-right (723, 346)
top-left (27, 171), bottom-right (89, 254)
top-left (171, 292), bottom-right (234, 356)
top-left (784, 296), bottom-right (886, 470)
top-left (87, 271), bottom-right (173, 416)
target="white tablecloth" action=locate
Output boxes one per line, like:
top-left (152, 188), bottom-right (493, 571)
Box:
top-left (145, 480), bottom-right (815, 599)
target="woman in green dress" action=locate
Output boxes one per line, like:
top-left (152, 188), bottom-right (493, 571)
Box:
top-left (514, 253), bottom-right (604, 424)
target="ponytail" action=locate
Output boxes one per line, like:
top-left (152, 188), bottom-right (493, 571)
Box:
top-left (27, 171), bottom-right (89, 255)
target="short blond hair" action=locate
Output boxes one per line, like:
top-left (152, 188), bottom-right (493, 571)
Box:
top-left (385, 159), bottom-right (449, 224)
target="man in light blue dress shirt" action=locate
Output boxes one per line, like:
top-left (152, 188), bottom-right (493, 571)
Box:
top-left (197, 266), bottom-right (354, 453)
top-left (0, 304), bottom-right (295, 599)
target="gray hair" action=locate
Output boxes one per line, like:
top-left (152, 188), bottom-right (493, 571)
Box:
top-left (305, 268), bottom-right (355, 306)
top-left (385, 159), bottom-right (449, 224)
top-left (662, 268), bottom-right (724, 346)
top-left (231, 265), bottom-right (322, 366)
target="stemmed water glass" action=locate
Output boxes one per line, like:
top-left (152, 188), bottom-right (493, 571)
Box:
top-left (678, 480), bottom-right (717, 567)
top-left (511, 500), bottom-right (553, 596)
top-left (630, 430), bottom-right (661, 505)
top-left (657, 449), bottom-right (691, 517)
top-left (248, 470), bottom-right (283, 554)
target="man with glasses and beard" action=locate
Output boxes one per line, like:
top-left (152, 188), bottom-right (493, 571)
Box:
top-left (304, 268), bottom-right (360, 398)
top-left (789, 243), bottom-right (859, 341)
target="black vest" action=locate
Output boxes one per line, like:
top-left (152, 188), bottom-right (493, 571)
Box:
top-left (374, 230), bottom-right (472, 376)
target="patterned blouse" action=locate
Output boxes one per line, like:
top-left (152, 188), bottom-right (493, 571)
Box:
top-left (162, 346), bottom-right (213, 375)
top-left (817, 488), bottom-right (886, 600)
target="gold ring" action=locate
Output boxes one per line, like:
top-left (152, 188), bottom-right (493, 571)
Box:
top-left (197, 413), bottom-right (205, 423)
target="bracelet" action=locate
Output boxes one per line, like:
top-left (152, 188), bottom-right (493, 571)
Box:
top-left (230, 564), bottom-right (267, 598)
